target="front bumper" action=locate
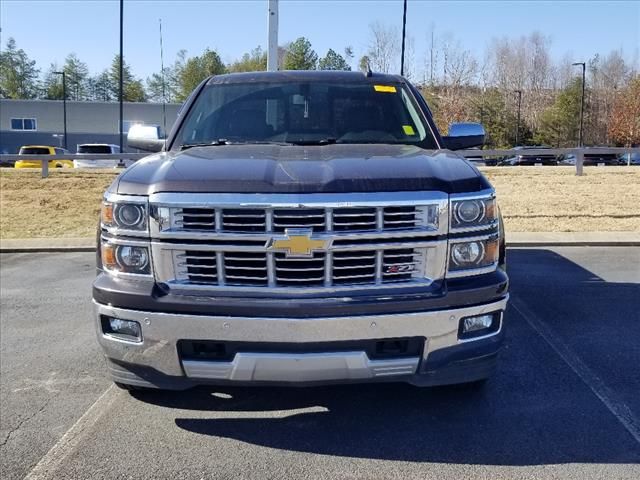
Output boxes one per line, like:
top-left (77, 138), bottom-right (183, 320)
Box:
top-left (94, 296), bottom-right (508, 389)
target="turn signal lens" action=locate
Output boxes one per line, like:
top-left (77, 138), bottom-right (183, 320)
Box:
top-left (101, 202), bottom-right (114, 225)
top-left (101, 243), bottom-right (116, 269)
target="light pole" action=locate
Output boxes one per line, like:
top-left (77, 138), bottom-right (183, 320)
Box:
top-left (53, 71), bottom-right (67, 149)
top-left (400, 0), bottom-right (407, 76)
top-left (514, 89), bottom-right (522, 146)
top-left (119, 0), bottom-right (124, 153)
top-left (572, 62), bottom-right (586, 147)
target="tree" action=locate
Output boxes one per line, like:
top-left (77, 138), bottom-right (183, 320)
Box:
top-left (228, 46), bottom-right (267, 73)
top-left (42, 63), bottom-right (64, 99)
top-left (61, 53), bottom-right (90, 100)
top-left (108, 55), bottom-right (147, 102)
top-left (0, 38), bottom-right (40, 99)
top-left (366, 22), bottom-right (399, 73)
top-left (91, 71), bottom-right (113, 101)
top-left (536, 78), bottom-right (583, 147)
top-left (283, 37), bottom-right (318, 70)
top-left (318, 49), bottom-right (351, 71)
top-left (608, 75), bottom-right (640, 146)
top-left (146, 50), bottom-right (186, 102)
top-left (358, 55), bottom-right (371, 73)
top-left (177, 49), bottom-right (226, 101)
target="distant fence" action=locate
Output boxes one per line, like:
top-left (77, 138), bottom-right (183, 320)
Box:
top-left (0, 148), bottom-right (638, 178)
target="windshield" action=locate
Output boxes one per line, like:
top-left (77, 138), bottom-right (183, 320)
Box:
top-left (19, 147), bottom-right (50, 155)
top-left (174, 81), bottom-right (436, 148)
top-left (78, 145), bottom-right (112, 154)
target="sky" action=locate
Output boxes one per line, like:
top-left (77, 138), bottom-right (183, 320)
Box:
top-left (1, 0), bottom-right (639, 81)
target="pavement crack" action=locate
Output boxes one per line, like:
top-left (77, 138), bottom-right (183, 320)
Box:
top-left (0, 392), bottom-right (59, 448)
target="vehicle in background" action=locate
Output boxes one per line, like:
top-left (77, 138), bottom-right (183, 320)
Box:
top-left (618, 152), bottom-right (640, 165)
top-left (14, 146), bottom-right (73, 168)
top-left (500, 146), bottom-right (557, 166)
top-left (74, 144), bottom-right (131, 168)
top-left (560, 149), bottom-right (621, 166)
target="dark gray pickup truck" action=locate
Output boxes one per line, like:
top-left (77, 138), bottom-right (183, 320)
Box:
top-left (94, 71), bottom-right (508, 390)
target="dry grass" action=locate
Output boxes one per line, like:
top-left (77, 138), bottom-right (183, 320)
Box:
top-left (0, 169), bottom-right (117, 239)
top-left (480, 166), bottom-right (640, 232)
top-left (1, 166), bottom-right (639, 239)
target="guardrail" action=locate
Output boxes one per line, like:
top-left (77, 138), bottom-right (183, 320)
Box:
top-left (0, 148), bottom-right (638, 178)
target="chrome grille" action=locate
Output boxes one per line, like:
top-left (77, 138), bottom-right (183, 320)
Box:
top-left (169, 205), bottom-right (432, 234)
top-left (275, 252), bottom-right (326, 286)
top-left (175, 247), bottom-right (426, 288)
top-left (273, 208), bottom-right (326, 232)
top-left (153, 191), bottom-right (449, 293)
top-left (221, 209), bottom-right (266, 232)
top-left (176, 208), bottom-right (216, 231)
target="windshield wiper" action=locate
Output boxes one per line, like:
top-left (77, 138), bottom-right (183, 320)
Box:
top-left (181, 140), bottom-right (294, 150)
top-left (181, 139), bottom-right (231, 150)
top-left (289, 138), bottom-right (337, 146)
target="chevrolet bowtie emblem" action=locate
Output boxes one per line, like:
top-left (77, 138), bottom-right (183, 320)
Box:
top-left (271, 230), bottom-right (327, 258)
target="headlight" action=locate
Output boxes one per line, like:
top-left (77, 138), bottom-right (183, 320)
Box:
top-left (101, 241), bottom-right (151, 275)
top-left (448, 236), bottom-right (499, 275)
top-left (451, 197), bottom-right (497, 230)
top-left (101, 200), bottom-right (147, 233)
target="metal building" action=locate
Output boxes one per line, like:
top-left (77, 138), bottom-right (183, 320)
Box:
top-left (0, 99), bottom-right (180, 153)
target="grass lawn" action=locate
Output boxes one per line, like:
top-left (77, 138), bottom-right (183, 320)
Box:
top-left (1, 166), bottom-right (639, 239)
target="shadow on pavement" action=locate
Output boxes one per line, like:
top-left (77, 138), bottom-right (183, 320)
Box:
top-left (133, 248), bottom-right (640, 465)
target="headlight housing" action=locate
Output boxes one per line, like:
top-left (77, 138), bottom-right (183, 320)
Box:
top-left (101, 240), bottom-right (152, 276)
top-left (101, 199), bottom-right (148, 234)
top-left (447, 236), bottom-right (499, 277)
top-left (451, 196), bottom-right (497, 231)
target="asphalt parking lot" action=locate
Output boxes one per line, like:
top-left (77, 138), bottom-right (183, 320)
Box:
top-left (1, 247), bottom-right (639, 479)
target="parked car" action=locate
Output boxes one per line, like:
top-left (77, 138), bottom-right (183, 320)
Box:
top-left (14, 146), bottom-right (73, 168)
top-left (95, 70), bottom-right (508, 392)
top-left (74, 144), bottom-right (131, 168)
top-left (500, 146), bottom-right (557, 166)
top-left (617, 152), bottom-right (640, 165)
top-left (560, 150), bottom-right (621, 166)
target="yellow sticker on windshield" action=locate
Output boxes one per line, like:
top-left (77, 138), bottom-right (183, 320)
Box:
top-left (374, 85), bottom-right (397, 93)
top-left (403, 125), bottom-right (416, 135)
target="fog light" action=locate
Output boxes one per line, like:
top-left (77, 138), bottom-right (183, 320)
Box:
top-left (459, 313), bottom-right (499, 340)
top-left (102, 316), bottom-right (142, 341)
top-left (463, 314), bottom-right (493, 332)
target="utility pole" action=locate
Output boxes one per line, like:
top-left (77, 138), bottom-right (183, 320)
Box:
top-left (53, 71), bottom-right (67, 149)
top-left (400, 0), bottom-right (407, 76)
top-left (119, 0), bottom-right (124, 153)
top-left (267, 0), bottom-right (279, 71)
top-left (572, 62), bottom-right (586, 147)
top-left (514, 89), bottom-right (522, 146)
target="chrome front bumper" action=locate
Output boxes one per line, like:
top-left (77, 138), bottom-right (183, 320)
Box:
top-left (94, 296), bottom-right (508, 388)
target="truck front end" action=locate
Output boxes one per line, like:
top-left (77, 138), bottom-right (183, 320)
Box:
top-left (93, 71), bottom-right (508, 390)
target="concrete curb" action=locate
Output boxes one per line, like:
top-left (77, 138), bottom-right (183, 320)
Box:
top-left (1, 232), bottom-right (639, 253)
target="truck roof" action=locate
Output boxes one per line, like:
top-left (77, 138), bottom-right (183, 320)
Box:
top-left (207, 70), bottom-right (405, 85)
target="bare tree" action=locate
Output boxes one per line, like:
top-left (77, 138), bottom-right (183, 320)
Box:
top-left (366, 21), bottom-right (399, 73)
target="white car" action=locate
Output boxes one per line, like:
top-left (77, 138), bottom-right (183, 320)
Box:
top-left (73, 144), bottom-right (132, 168)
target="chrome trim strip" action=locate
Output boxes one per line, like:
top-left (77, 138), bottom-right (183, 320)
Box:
top-left (150, 191), bottom-right (448, 208)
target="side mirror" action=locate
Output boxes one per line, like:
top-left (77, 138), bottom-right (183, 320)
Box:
top-left (442, 122), bottom-right (485, 150)
top-left (127, 124), bottom-right (165, 152)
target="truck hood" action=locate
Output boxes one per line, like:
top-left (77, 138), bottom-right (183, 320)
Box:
top-left (115, 144), bottom-right (490, 195)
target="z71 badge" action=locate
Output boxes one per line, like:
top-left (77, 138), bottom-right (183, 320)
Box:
top-left (383, 264), bottom-right (416, 274)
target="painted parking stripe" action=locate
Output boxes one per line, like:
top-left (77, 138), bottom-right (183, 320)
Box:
top-left (24, 385), bottom-right (120, 480)
top-left (511, 296), bottom-right (640, 445)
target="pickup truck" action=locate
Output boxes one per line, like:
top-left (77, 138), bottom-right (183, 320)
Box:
top-left (94, 71), bottom-right (509, 391)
